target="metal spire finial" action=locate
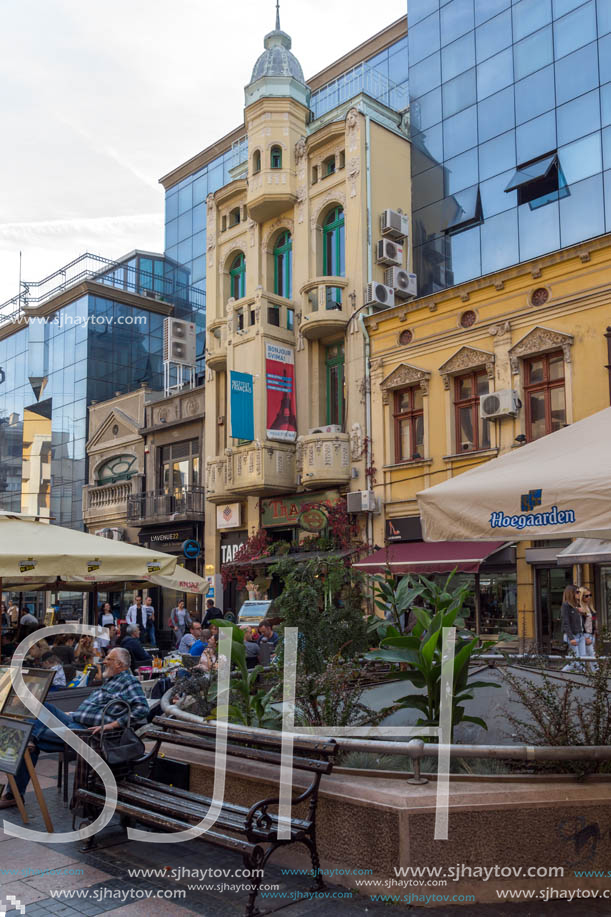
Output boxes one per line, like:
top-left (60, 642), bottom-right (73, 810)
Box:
top-left (275, 0), bottom-right (280, 30)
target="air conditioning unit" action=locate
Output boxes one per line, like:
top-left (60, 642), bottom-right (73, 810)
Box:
top-left (376, 238), bottom-right (403, 266)
top-left (308, 425), bottom-right (342, 434)
top-left (347, 490), bottom-right (378, 514)
top-left (163, 317), bottom-right (197, 366)
top-left (365, 281), bottom-right (395, 311)
top-left (381, 209), bottom-right (409, 241)
top-left (384, 267), bottom-right (418, 300)
top-left (479, 389), bottom-right (522, 420)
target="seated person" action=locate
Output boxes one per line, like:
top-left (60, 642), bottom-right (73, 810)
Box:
top-left (51, 634), bottom-right (76, 666)
top-left (258, 620), bottom-right (279, 649)
top-left (0, 648), bottom-right (149, 808)
top-left (119, 624), bottom-right (153, 671)
top-left (40, 651), bottom-right (67, 689)
top-left (189, 628), bottom-right (210, 657)
top-left (241, 625), bottom-right (261, 668)
top-left (177, 621), bottom-right (202, 655)
top-left (193, 635), bottom-right (217, 674)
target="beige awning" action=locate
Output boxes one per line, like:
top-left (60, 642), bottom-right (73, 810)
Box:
top-left (557, 538), bottom-right (611, 566)
top-left (0, 511), bottom-right (177, 579)
top-left (417, 408), bottom-right (611, 542)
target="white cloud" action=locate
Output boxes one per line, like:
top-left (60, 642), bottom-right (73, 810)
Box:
top-left (0, 0), bottom-right (406, 302)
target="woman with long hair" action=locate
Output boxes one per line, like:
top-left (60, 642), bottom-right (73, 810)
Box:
top-left (578, 586), bottom-right (596, 658)
top-left (561, 584), bottom-right (584, 671)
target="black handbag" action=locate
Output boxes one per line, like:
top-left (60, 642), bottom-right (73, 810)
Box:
top-left (95, 699), bottom-right (145, 767)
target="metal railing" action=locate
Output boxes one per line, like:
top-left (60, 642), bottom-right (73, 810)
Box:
top-left (310, 62), bottom-right (408, 119)
top-left (0, 252), bottom-right (205, 329)
top-left (127, 486), bottom-right (205, 522)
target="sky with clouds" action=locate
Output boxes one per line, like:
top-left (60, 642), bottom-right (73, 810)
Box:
top-left (0, 0), bottom-right (406, 306)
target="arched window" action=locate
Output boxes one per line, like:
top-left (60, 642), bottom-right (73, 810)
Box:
top-left (96, 454), bottom-right (137, 485)
top-left (323, 206), bottom-right (345, 308)
top-left (271, 145), bottom-right (282, 169)
top-left (253, 150), bottom-right (261, 173)
top-left (229, 252), bottom-right (246, 300)
top-left (273, 231), bottom-right (292, 299)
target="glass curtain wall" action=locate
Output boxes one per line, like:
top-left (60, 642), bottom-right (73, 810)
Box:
top-left (409, 0), bottom-right (611, 295)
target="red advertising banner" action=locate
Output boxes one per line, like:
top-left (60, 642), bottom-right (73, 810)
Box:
top-left (265, 342), bottom-right (297, 442)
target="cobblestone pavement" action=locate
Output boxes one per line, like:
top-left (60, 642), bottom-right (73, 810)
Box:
top-left (0, 758), bottom-right (608, 917)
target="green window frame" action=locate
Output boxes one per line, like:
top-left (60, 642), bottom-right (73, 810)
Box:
top-left (325, 343), bottom-right (345, 427)
top-left (229, 252), bottom-right (246, 300)
top-left (271, 146), bottom-right (282, 169)
top-left (273, 231), bottom-right (292, 298)
top-left (96, 454), bottom-right (137, 485)
top-left (322, 207), bottom-right (345, 306)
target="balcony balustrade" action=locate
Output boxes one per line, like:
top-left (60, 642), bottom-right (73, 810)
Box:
top-left (299, 278), bottom-right (350, 340)
top-left (127, 486), bottom-right (205, 523)
top-left (226, 442), bottom-right (296, 496)
top-left (299, 431), bottom-right (351, 488)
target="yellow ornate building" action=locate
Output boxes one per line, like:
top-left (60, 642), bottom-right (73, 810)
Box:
top-left (193, 17), bottom-right (411, 610)
top-left (366, 234), bottom-right (611, 649)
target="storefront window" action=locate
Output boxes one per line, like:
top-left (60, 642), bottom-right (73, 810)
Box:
top-left (479, 571), bottom-right (518, 635)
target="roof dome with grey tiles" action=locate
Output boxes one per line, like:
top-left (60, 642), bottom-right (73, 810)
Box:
top-left (245, 4), bottom-right (310, 108)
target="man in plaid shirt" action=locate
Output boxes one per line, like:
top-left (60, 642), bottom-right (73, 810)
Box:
top-left (0, 647), bottom-right (149, 807)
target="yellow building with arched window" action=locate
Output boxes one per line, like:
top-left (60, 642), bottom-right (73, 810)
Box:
top-left (365, 234), bottom-right (611, 650)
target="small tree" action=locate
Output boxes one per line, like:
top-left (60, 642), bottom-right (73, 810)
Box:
top-left (271, 555), bottom-right (368, 675)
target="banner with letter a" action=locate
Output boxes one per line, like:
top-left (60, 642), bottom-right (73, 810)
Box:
top-left (265, 343), bottom-right (297, 442)
top-left (230, 371), bottom-right (254, 441)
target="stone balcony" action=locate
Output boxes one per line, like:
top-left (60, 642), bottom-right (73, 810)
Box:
top-left (82, 474), bottom-right (143, 528)
top-left (299, 278), bottom-right (350, 340)
top-left (299, 431), bottom-right (351, 489)
top-left (205, 455), bottom-right (233, 504)
top-left (247, 168), bottom-right (297, 223)
top-left (206, 320), bottom-right (227, 371)
top-left (227, 442), bottom-right (296, 496)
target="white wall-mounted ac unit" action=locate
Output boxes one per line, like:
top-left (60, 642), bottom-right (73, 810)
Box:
top-left (376, 238), bottom-right (403, 266)
top-left (163, 317), bottom-right (197, 366)
top-left (479, 389), bottom-right (521, 419)
top-left (381, 209), bottom-right (409, 241)
top-left (365, 281), bottom-right (395, 311)
top-left (384, 267), bottom-right (418, 300)
top-left (346, 490), bottom-right (378, 513)
top-left (308, 425), bottom-right (343, 434)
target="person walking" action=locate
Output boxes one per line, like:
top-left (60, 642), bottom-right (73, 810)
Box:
top-left (169, 600), bottom-right (192, 648)
top-left (142, 596), bottom-right (157, 646)
top-left (202, 598), bottom-right (223, 627)
top-left (578, 586), bottom-right (596, 659)
top-left (561, 584), bottom-right (584, 672)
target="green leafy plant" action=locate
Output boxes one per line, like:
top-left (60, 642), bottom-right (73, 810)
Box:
top-left (502, 655), bottom-right (611, 775)
top-left (293, 656), bottom-right (390, 728)
top-left (367, 566), bottom-right (424, 639)
top-left (212, 619), bottom-right (281, 729)
top-left (270, 555), bottom-right (368, 675)
top-left (366, 573), bottom-right (499, 742)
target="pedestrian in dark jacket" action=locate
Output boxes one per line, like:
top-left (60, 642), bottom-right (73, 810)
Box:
top-left (120, 624), bottom-right (153, 671)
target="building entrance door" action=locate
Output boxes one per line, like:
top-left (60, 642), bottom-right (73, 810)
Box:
top-left (536, 566), bottom-right (573, 651)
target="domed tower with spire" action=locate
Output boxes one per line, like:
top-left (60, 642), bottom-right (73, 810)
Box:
top-left (245, 2), bottom-right (310, 223)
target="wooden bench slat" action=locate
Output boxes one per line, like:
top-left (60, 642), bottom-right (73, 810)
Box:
top-left (151, 716), bottom-right (337, 756)
top-left (130, 775), bottom-right (312, 832)
top-left (144, 727), bottom-right (333, 774)
top-left (78, 788), bottom-right (259, 855)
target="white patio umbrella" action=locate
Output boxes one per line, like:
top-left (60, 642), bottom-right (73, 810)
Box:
top-left (417, 407), bottom-right (611, 542)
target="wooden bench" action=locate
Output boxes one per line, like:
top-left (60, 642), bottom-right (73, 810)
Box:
top-left (73, 715), bottom-right (338, 916)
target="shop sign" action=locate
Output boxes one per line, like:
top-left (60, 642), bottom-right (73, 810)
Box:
top-left (261, 491), bottom-right (336, 527)
top-left (182, 539), bottom-right (201, 559)
top-left (220, 531), bottom-right (249, 565)
top-left (216, 503), bottom-right (242, 529)
top-left (138, 525), bottom-right (195, 553)
top-left (385, 516), bottom-right (423, 543)
top-left (230, 371), bottom-right (254, 441)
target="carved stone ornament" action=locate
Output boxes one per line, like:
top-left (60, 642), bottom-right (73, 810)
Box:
top-left (262, 219), bottom-right (294, 252)
top-left (490, 321), bottom-right (511, 337)
top-left (312, 190), bottom-right (346, 228)
top-left (350, 423), bottom-right (363, 460)
top-left (508, 326), bottom-right (573, 375)
top-left (346, 108), bottom-right (359, 132)
top-left (380, 363), bottom-right (431, 403)
top-left (295, 137), bottom-right (307, 163)
top-left (348, 156), bottom-right (360, 198)
top-left (438, 347), bottom-right (495, 390)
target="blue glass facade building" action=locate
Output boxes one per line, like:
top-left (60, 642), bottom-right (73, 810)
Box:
top-left (409, 0), bottom-right (611, 294)
top-left (0, 253), bottom-right (201, 527)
